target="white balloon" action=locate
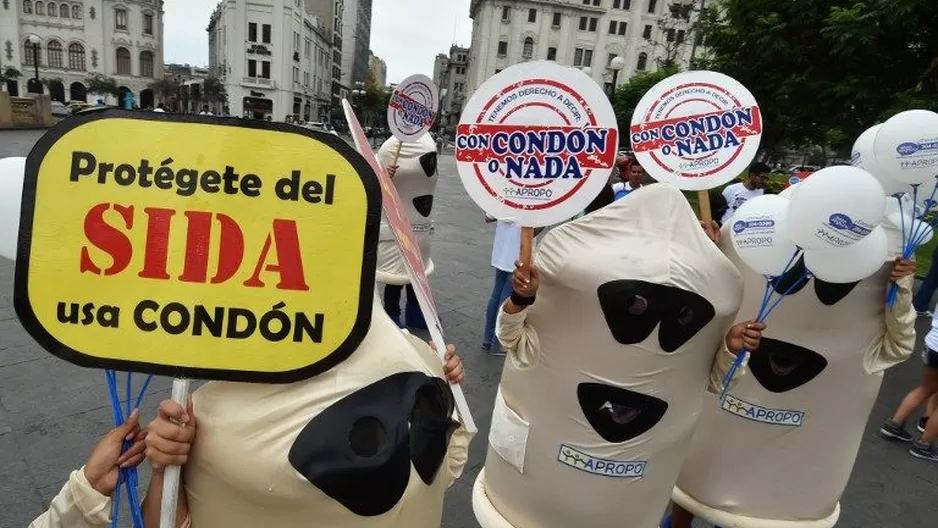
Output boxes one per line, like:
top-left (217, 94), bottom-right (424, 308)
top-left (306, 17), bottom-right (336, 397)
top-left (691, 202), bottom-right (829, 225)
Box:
top-left (852, 124), bottom-right (910, 196)
top-left (885, 212), bottom-right (934, 246)
top-left (784, 166), bottom-right (885, 250)
top-left (0, 157), bottom-right (26, 262)
top-left (729, 195), bottom-right (800, 276)
top-left (804, 226), bottom-right (888, 283)
top-left (872, 109), bottom-right (938, 185)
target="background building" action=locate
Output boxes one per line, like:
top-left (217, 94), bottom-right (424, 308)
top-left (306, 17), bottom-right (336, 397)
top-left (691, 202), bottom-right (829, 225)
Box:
top-left (367, 51), bottom-right (385, 87)
top-left (432, 45), bottom-right (469, 135)
top-left (339, 0), bottom-right (371, 88)
top-left (0, 0), bottom-right (164, 106)
top-left (305, 0), bottom-right (345, 114)
top-left (466, 0), bottom-right (701, 97)
top-left (207, 0), bottom-right (333, 121)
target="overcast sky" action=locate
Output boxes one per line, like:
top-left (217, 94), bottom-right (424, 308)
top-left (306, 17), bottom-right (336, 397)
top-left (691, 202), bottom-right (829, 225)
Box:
top-left (162, 0), bottom-right (473, 83)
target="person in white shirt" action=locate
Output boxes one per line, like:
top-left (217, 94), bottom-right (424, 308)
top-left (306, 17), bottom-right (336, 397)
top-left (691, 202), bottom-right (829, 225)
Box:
top-left (611, 156), bottom-right (651, 201)
top-left (718, 161), bottom-right (770, 225)
top-left (483, 216), bottom-right (522, 356)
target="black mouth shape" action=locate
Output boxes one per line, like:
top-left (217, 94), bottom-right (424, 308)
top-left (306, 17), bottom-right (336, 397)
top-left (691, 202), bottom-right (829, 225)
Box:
top-left (419, 151), bottom-right (437, 177)
top-left (412, 195), bottom-right (433, 217)
top-left (748, 338), bottom-right (828, 393)
top-left (577, 382), bottom-right (668, 443)
top-left (771, 257), bottom-right (860, 305)
top-left (596, 280), bottom-right (715, 353)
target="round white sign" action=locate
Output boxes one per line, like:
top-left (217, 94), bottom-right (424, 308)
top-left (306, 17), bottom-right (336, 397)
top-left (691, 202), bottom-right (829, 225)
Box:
top-left (387, 74), bottom-right (440, 142)
top-left (630, 70), bottom-right (763, 191)
top-left (455, 61), bottom-right (618, 227)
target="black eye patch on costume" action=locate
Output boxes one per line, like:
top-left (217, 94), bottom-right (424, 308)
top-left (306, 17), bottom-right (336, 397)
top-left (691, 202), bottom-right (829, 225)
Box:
top-left (597, 280), bottom-right (715, 352)
top-left (748, 338), bottom-right (828, 393)
top-left (419, 151), bottom-right (437, 177)
top-left (288, 372), bottom-right (457, 516)
top-left (413, 195), bottom-right (434, 217)
top-left (770, 256), bottom-right (860, 305)
top-left (577, 382), bottom-right (668, 443)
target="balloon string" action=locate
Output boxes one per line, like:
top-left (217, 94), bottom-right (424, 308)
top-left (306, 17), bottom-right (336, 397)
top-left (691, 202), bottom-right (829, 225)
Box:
top-left (103, 370), bottom-right (149, 528)
top-left (719, 266), bottom-right (809, 402)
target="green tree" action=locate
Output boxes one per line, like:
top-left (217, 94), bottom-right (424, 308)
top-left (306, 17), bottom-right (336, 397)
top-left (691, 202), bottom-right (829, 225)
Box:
top-left (86, 73), bottom-right (121, 98)
top-left (201, 76), bottom-right (227, 110)
top-left (697, 0), bottom-right (938, 152)
top-left (611, 65), bottom-right (680, 141)
top-left (147, 76), bottom-right (180, 102)
top-left (0, 66), bottom-right (22, 90)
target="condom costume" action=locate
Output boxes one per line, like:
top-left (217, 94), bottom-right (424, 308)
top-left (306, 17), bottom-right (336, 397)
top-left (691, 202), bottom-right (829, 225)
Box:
top-left (471, 184), bottom-right (745, 528)
top-left (671, 212), bottom-right (914, 528)
top-left (376, 135), bottom-right (438, 329)
top-left (176, 293), bottom-right (472, 528)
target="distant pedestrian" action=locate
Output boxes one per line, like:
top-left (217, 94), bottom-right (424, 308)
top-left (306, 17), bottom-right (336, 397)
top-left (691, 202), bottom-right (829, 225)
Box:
top-left (913, 250), bottom-right (938, 316)
top-left (611, 155), bottom-right (650, 200)
top-left (881, 308), bottom-right (938, 462)
top-left (436, 134), bottom-right (445, 155)
top-left (482, 215), bottom-right (520, 356)
top-left (717, 161), bottom-right (770, 225)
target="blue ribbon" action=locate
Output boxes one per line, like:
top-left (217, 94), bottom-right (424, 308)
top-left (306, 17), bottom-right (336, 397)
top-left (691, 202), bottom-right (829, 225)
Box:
top-left (887, 178), bottom-right (938, 308)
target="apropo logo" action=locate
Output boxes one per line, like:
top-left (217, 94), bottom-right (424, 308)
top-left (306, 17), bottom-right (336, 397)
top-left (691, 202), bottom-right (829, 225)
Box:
top-left (897, 142), bottom-right (921, 156)
top-left (828, 213), bottom-right (852, 230)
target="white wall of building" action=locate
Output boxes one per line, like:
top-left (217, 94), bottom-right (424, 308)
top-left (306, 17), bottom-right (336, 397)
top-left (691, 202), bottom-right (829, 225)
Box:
top-left (467, 0), bottom-right (699, 98)
top-left (1, 0), bottom-right (164, 106)
top-left (208, 0), bottom-right (333, 121)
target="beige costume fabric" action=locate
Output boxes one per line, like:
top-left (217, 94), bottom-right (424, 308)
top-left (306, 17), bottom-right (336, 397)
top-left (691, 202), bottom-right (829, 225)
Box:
top-left (179, 294), bottom-right (472, 528)
top-left (375, 135), bottom-right (438, 285)
top-left (472, 184), bottom-right (744, 528)
top-left (672, 220), bottom-right (915, 528)
top-left (28, 468), bottom-right (112, 528)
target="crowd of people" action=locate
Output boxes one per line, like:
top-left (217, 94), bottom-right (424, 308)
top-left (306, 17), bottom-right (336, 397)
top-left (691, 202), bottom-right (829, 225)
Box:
top-left (22, 133), bottom-right (936, 528)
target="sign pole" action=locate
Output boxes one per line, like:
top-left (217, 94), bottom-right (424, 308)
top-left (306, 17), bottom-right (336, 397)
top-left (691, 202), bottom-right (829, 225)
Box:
top-left (390, 141), bottom-right (404, 170)
top-left (159, 378), bottom-right (189, 528)
top-left (689, 0), bottom-right (713, 224)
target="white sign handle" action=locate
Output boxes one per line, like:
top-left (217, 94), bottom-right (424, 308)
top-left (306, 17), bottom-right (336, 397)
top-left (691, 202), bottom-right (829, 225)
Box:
top-left (159, 378), bottom-right (190, 528)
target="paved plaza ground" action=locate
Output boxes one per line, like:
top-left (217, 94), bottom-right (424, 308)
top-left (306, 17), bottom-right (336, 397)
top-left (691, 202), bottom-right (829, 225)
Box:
top-left (1, 128), bottom-right (937, 527)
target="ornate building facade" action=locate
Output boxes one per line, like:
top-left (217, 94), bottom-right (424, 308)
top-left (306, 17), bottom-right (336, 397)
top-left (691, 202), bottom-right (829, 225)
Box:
top-left (0, 0), bottom-right (164, 106)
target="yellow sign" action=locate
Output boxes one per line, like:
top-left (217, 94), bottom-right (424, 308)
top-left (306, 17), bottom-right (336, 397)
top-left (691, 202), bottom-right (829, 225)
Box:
top-left (14, 111), bottom-right (381, 382)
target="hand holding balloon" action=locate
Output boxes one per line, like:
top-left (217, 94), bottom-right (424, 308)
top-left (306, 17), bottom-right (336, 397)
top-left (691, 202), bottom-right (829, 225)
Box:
top-left (725, 321), bottom-right (766, 353)
top-left (889, 257), bottom-right (916, 283)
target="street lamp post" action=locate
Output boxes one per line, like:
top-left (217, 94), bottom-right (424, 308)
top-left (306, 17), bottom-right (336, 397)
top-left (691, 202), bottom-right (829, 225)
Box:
top-left (608, 56), bottom-right (627, 98)
top-left (27, 35), bottom-right (42, 94)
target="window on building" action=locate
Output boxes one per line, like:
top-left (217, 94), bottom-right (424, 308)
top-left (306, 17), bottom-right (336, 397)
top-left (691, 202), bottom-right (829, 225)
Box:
top-left (636, 52), bottom-right (647, 71)
top-left (579, 16), bottom-right (587, 31)
top-left (647, 0), bottom-right (657, 13)
top-left (68, 42), bottom-right (85, 70)
top-left (589, 17), bottom-right (598, 31)
top-left (143, 13), bottom-right (154, 35)
top-left (583, 49), bottom-right (593, 66)
top-left (24, 39), bottom-right (38, 66)
top-left (642, 24), bottom-right (652, 39)
top-left (47, 2), bottom-right (56, 16)
top-left (547, 46), bottom-right (557, 60)
top-left (248, 22), bottom-right (257, 42)
top-left (619, 22), bottom-right (627, 35)
top-left (261, 60), bottom-right (271, 79)
top-left (46, 40), bottom-right (62, 67)
top-left (262, 24), bottom-right (271, 44)
top-left (304, 71), bottom-right (309, 86)
top-left (140, 50), bottom-right (154, 77)
top-left (522, 37), bottom-right (534, 59)
top-left (293, 66), bottom-right (299, 83)
top-left (582, 0), bottom-right (600, 5)
top-left (23, 1), bottom-right (32, 15)
top-left (115, 8), bottom-right (127, 30)
top-left (677, 29), bottom-right (686, 43)
top-left (609, 20), bottom-right (616, 34)
top-left (667, 28), bottom-right (675, 42)
top-left (72, 4), bottom-right (80, 19)
top-left (607, 53), bottom-right (617, 66)
top-left (60, 3), bottom-right (69, 18)
top-left (552, 12), bottom-right (561, 27)
top-left (614, 0), bottom-right (631, 8)
top-left (501, 6), bottom-right (510, 21)
top-left (248, 59), bottom-right (257, 77)
top-left (305, 40), bottom-right (311, 57)
top-left (497, 40), bottom-right (507, 56)
top-left (116, 47), bottom-right (131, 74)
top-left (35, 1), bottom-right (43, 15)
